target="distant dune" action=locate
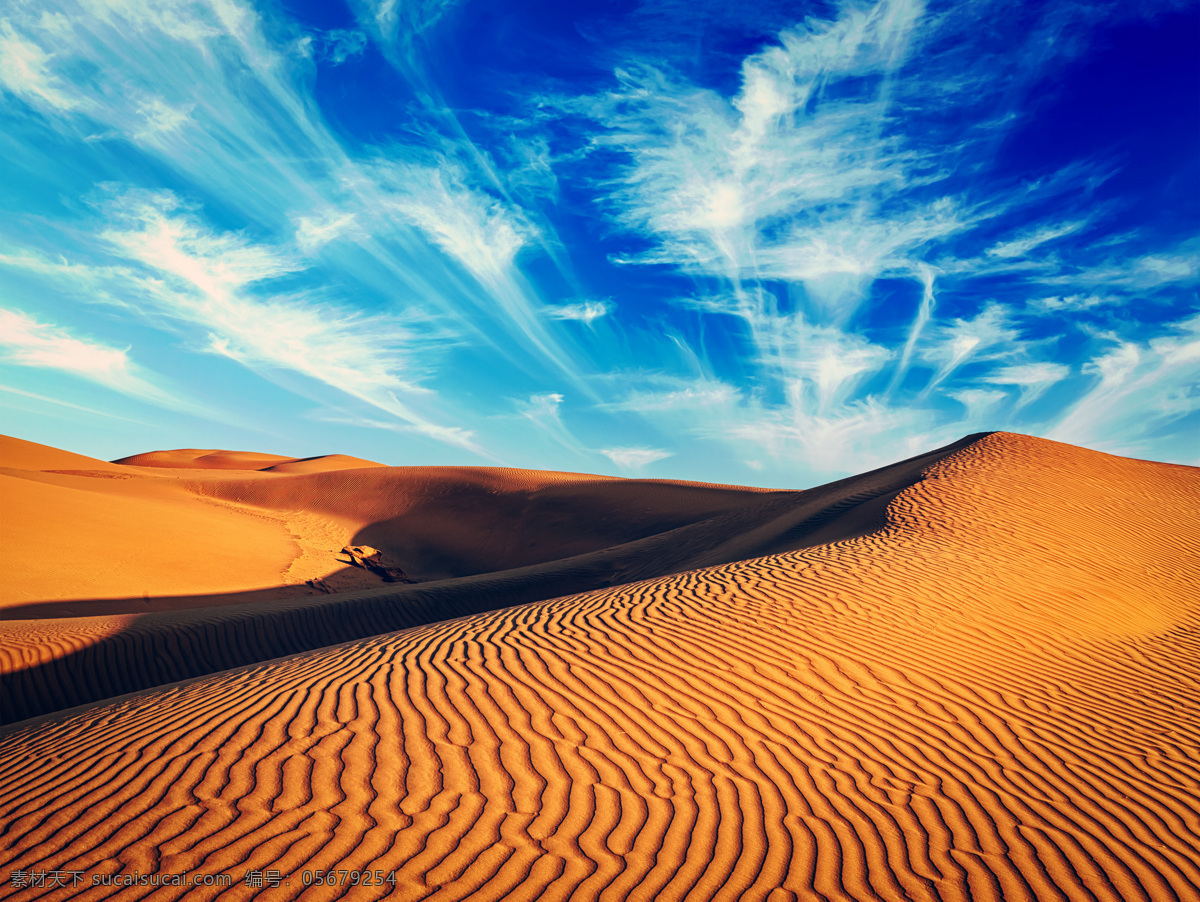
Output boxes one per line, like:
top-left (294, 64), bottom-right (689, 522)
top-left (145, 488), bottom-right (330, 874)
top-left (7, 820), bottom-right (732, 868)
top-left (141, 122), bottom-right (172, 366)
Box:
top-left (112, 447), bottom-right (300, 469)
top-left (1, 432), bottom-right (1197, 901)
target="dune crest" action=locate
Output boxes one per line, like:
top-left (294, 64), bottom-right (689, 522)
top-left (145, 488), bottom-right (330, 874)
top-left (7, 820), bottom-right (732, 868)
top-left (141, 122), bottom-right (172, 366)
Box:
top-left (112, 448), bottom-right (298, 469)
top-left (1, 432), bottom-right (1197, 902)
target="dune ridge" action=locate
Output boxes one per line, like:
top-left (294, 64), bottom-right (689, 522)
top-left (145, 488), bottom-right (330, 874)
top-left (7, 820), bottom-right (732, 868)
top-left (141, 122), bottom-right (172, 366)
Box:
top-left (1, 432), bottom-right (1197, 901)
top-left (0, 435), bottom-right (983, 721)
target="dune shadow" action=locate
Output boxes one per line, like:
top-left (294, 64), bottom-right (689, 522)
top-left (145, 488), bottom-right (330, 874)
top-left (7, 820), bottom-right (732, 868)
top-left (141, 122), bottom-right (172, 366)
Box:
top-left (0, 550), bottom-right (635, 728)
top-left (1, 433), bottom-right (988, 729)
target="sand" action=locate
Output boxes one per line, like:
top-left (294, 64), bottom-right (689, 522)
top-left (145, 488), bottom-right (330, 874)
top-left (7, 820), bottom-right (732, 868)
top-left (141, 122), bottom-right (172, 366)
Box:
top-left (1, 431), bottom-right (1197, 901)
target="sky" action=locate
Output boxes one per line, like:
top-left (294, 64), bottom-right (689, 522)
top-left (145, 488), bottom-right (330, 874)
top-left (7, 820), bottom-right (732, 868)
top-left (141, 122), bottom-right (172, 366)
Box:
top-left (0, 0), bottom-right (1197, 487)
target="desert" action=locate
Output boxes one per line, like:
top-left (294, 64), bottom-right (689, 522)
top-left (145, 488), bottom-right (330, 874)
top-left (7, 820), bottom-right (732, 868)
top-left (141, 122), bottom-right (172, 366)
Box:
top-left (1, 0), bottom-right (1197, 897)
top-left (1, 430), bottom-right (1198, 901)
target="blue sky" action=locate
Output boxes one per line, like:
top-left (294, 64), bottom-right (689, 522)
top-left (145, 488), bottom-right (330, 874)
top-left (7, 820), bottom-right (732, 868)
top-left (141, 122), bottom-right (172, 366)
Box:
top-left (0, 0), bottom-right (1196, 487)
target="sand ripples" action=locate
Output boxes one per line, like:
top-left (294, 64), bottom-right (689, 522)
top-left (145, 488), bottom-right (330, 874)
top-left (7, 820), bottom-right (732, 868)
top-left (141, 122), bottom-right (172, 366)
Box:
top-left (2, 433), bottom-right (1198, 901)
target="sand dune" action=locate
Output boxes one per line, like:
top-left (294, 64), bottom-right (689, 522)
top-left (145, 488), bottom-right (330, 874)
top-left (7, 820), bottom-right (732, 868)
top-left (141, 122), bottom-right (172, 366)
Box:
top-left (1, 432), bottom-right (1198, 901)
top-left (260, 454), bottom-right (388, 475)
top-left (112, 448), bottom-right (300, 470)
top-left (0, 430), bottom-right (953, 615)
top-left (0, 435), bottom-right (981, 715)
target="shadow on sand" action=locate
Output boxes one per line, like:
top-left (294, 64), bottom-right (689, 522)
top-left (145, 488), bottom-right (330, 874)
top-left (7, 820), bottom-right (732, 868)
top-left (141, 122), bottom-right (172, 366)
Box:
top-left (2, 434), bottom-right (987, 730)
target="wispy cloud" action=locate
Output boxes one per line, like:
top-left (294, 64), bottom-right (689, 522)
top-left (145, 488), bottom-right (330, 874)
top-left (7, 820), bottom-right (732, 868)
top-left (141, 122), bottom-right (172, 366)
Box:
top-left (600, 446), bottom-right (673, 470)
top-left (568, 0), bottom-right (969, 324)
top-left (548, 300), bottom-right (611, 324)
top-left (1049, 314), bottom-right (1200, 455)
top-left (0, 381), bottom-right (149, 424)
top-left (607, 379), bottom-right (740, 413)
top-left (350, 0), bottom-right (463, 48)
top-left (986, 361), bottom-right (1070, 409)
top-left (293, 211), bottom-right (365, 255)
top-left (0, 0), bottom-right (590, 389)
top-left (986, 220), bottom-right (1088, 259)
top-left (949, 388), bottom-right (1009, 426)
top-left (717, 396), bottom-right (939, 480)
top-left (0, 20), bottom-right (79, 111)
top-left (1034, 239), bottom-right (1200, 292)
top-left (94, 187), bottom-right (483, 450)
top-left (0, 307), bottom-right (194, 411)
top-left (1026, 294), bottom-right (1116, 314)
top-left (513, 391), bottom-right (589, 455)
top-left (317, 29), bottom-right (367, 65)
top-left (919, 303), bottom-right (1020, 394)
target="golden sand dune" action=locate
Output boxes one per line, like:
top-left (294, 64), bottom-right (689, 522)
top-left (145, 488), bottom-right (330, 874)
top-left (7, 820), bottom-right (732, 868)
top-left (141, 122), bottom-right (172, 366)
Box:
top-left (260, 455), bottom-right (388, 475)
top-left (112, 448), bottom-right (300, 470)
top-left (1, 432), bottom-right (1198, 901)
top-left (0, 435), bottom-right (979, 719)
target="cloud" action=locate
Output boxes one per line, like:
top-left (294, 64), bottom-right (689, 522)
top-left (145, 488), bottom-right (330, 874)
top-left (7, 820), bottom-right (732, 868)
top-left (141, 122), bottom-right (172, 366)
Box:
top-left (0, 381), bottom-right (149, 424)
top-left (919, 303), bottom-right (1020, 393)
top-left (357, 158), bottom-right (535, 287)
top-left (94, 187), bottom-right (483, 451)
top-left (0, 20), bottom-right (79, 111)
top-left (344, 157), bottom-right (586, 382)
top-left (351, 0), bottom-right (462, 47)
top-left (318, 29), bottom-right (367, 65)
top-left (1026, 294), bottom-right (1116, 314)
top-left (1035, 240), bottom-right (1200, 292)
top-left (949, 388), bottom-right (1008, 424)
top-left (607, 380), bottom-right (740, 412)
top-left (888, 263), bottom-right (937, 393)
top-left (1048, 314), bottom-right (1200, 454)
top-left (986, 361), bottom-right (1070, 408)
top-left (568, 0), bottom-right (973, 320)
top-left (763, 315), bottom-right (893, 415)
top-left (0, 307), bottom-right (192, 411)
top-left (131, 96), bottom-right (192, 142)
top-left (717, 395), bottom-right (939, 481)
top-left (513, 391), bottom-right (589, 454)
top-left (599, 446), bottom-right (673, 470)
top-left (986, 220), bottom-right (1087, 259)
top-left (293, 210), bottom-right (365, 255)
top-left (547, 300), bottom-right (611, 323)
top-left (519, 391), bottom-right (564, 419)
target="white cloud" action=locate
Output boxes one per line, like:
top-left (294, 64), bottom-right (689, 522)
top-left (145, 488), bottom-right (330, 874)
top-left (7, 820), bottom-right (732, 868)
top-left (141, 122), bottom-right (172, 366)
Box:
top-left (131, 96), bottom-right (192, 142)
top-left (342, 157), bottom-right (584, 382)
top-left (919, 302), bottom-right (1019, 393)
top-left (599, 446), bottom-right (673, 470)
top-left (0, 19), bottom-right (79, 111)
top-left (888, 263), bottom-right (937, 393)
top-left (519, 391), bottom-right (563, 418)
top-left (1049, 315), bottom-right (1200, 454)
top-left (0, 381), bottom-right (149, 423)
top-left (293, 210), bottom-right (364, 254)
top-left (0, 307), bottom-right (190, 411)
top-left (768, 316), bottom-right (892, 415)
top-left (94, 187), bottom-right (483, 451)
top-left (350, 0), bottom-right (461, 46)
top-left (1036, 241), bottom-right (1200, 292)
top-left (548, 300), bottom-right (611, 323)
top-left (608, 380), bottom-right (740, 412)
top-left (514, 391), bottom-right (590, 455)
top-left (949, 388), bottom-right (1008, 424)
top-left (717, 395), bottom-right (939, 481)
top-left (576, 0), bottom-right (970, 320)
top-left (353, 158), bottom-right (535, 288)
top-left (986, 220), bottom-right (1087, 259)
top-left (1026, 294), bottom-right (1115, 314)
top-left (986, 361), bottom-right (1069, 408)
